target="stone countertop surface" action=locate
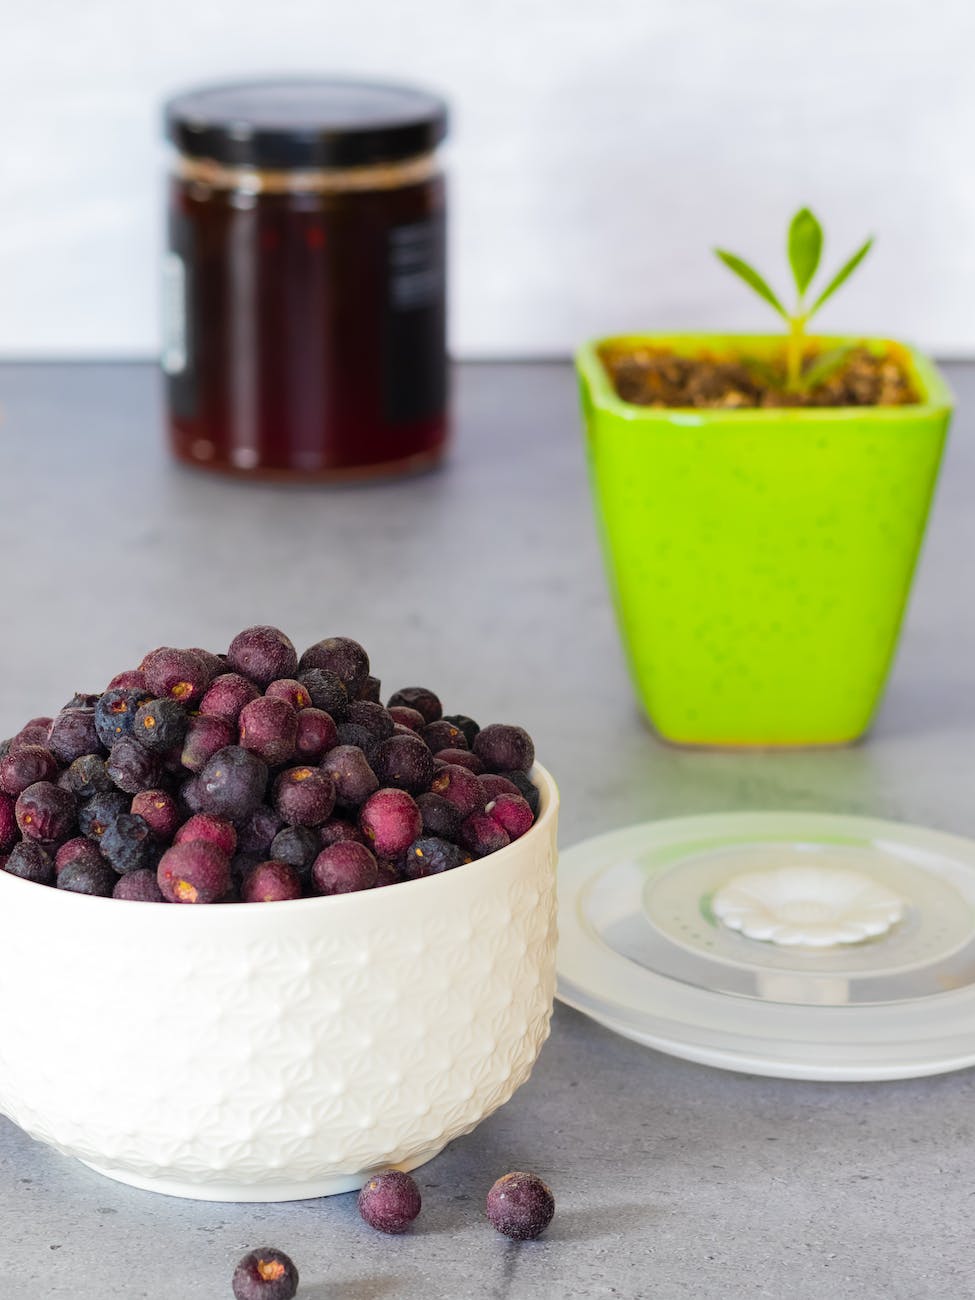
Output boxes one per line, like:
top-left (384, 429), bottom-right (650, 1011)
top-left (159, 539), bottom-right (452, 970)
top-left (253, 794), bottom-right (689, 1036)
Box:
top-left (0, 361), bottom-right (973, 1299)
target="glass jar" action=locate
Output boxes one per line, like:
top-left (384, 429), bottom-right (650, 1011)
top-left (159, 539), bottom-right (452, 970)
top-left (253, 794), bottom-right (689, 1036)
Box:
top-left (162, 78), bottom-right (449, 480)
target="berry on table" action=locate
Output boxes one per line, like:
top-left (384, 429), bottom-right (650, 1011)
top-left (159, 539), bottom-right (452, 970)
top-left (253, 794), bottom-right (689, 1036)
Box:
top-left (231, 1247), bottom-right (299, 1300)
top-left (358, 1169), bottom-right (422, 1234)
top-left (485, 1172), bottom-right (555, 1240)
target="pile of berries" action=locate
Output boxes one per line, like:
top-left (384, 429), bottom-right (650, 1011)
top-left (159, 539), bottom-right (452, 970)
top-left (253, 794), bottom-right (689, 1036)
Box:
top-left (0, 629), bottom-right (539, 904)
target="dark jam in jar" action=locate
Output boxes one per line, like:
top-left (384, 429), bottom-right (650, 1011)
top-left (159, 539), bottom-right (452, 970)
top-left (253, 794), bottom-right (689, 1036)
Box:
top-left (163, 79), bottom-right (449, 480)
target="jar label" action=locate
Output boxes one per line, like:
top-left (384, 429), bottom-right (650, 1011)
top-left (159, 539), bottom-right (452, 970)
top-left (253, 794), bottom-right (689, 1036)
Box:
top-left (383, 212), bottom-right (447, 426)
top-left (161, 252), bottom-right (187, 375)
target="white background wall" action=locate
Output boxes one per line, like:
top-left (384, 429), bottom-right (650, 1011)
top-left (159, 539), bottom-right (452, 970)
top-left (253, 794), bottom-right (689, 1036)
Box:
top-left (0, 0), bottom-right (971, 358)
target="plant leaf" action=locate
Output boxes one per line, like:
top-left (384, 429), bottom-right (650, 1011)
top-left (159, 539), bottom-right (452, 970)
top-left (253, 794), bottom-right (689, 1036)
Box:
top-left (788, 208), bottom-right (823, 297)
top-left (808, 237), bottom-right (874, 318)
top-left (714, 249), bottom-right (788, 320)
top-left (800, 343), bottom-right (856, 392)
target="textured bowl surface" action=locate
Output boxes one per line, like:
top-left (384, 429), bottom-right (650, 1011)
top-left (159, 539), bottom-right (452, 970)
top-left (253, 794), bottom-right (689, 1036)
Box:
top-left (0, 766), bottom-right (558, 1201)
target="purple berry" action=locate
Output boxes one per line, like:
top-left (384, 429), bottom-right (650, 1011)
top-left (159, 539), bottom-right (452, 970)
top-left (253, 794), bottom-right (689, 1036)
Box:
top-left (320, 745), bottom-right (378, 810)
top-left (485, 1172), bottom-right (555, 1240)
top-left (94, 688), bottom-right (152, 748)
top-left (312, 841), bottom-right (378, 894)
top-left (318, 817), bottom-right (364, 847)
top-left (479, 774), bottom-right (522, 803)
top-left (347, 700), bottom-right (395, 742)
top-left (227, 626), bottom-right (299, 689)
top-left (106, 669), bottom-right (148, 692)
top-left (269, 826), bottom-right (319, 874)
top-left (4, 841), bottom-right (54, 885)
top-left (357, 674), bottom-right (382, 703)
top-left (47, 708), bottom-right (101, 764)
top-left (273, 767), bottom-right (335, 827)
top-left (442, 713), bottom-right (480, 746)
top-left (299, 637), bottom-right (370, 696)
top-left (500, 770), bottom-right (541, 817)
top-left (238, 805), bottom-right (285, 856)
top-left (63, 693), bottom-right (100, 710)
top-left (429, 764), bottom-right (486, 818)
top-left (232, 1248), bottom-right (299, 1300)
top-left (358, 1170), bottom-right (422, 1234)
top-left (54, 836), bottom-right (106, 874)
top-left (141, 646), bottom-right (215, 704)
top-left (113, 868), bottom-right (166, 902)
top-left (132, 698), bottom-right (188, 752)
top-left (61, 754), bottom-right (114, 800)
top-left (422, 719), bottom-right (467, 753)
top-left (100, 813), bottom-right (153, 873)
top-left (359, 788), bottom-right (422, 859)
top-left (241, 860), bottom-right (303, 903)
top-left (473, 724), bottom-right (535, 774)
top-left (460, 812), bottom-right (510, 858)
top-left (16, 782), bottom-right (76, 843)
top-left (198, 746), bottom-right (268, 821)
top-left (239, 697), bottom-right (298, 766)
top-left (130, 790), bottom-right (180, 841)
top-left (157, 840), bottom-right (231, 904)
top-left (434, 748), bottom-right (484, 774)
top-left (388, 706), bottom-right (425, 732)
top-left (375, 860), bottom-right (401, 887)
top-left (181, 714), bottom-right (237, 772)
top-left (188, 647), bottom-right (227, 680)
top-left (264, 678), bottom-right (311, 711)
top-left (106, 736), bottom-right (163, 794)
top-left (199, 673), bottom-right (260, 723)
top-left (486, 793), bottom-right (535, 841)
top-left (174, 812), bottom-right (238, 857)
top-left (370, 734), bottom-right (435, 795)
top-left (416, 791), bottom-right (462, 840)
top-left (0, 745), bottom-right (59, 797)
top-left (58, 859), bottom-right (118, 897)
top-left (335, 723), bottom-right (378, 754)
top-left (296, 668), bottom-right (348, 720)
top-left (403, 836), bottom-right (469, 879)
top-left (0, 793), bottom-right (16, 851)
top-left (294, 708), bottom-right (337, 762)
top-left (79, 791), bottom-right (129, 840)
top-left (386, 687), bottom-right (442, 724)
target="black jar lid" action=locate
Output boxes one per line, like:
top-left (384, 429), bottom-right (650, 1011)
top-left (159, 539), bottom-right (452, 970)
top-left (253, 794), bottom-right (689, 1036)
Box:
top-left (165, 77), bottom-right (448, 169)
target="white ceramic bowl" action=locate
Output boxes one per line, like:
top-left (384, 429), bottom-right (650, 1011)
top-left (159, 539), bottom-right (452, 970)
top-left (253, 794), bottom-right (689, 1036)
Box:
top-left (0, 765), bottom-right (558, 1201)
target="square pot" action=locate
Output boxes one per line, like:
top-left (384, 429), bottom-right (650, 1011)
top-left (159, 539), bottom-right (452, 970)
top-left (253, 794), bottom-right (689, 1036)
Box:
top-left (576, 334), bottom-right (953, 747)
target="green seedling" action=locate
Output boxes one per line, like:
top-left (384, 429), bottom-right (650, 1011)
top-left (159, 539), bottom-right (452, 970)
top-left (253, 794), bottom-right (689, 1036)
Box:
top-left (715, 209), bottom-right (873, 393)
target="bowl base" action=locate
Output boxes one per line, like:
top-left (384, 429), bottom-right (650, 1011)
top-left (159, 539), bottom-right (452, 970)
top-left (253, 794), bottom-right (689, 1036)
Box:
top-left (79, 1142), bottom-right (448, 1202)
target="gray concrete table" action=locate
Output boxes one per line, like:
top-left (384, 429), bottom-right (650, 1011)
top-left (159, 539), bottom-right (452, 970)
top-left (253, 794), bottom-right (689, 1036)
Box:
top-left (1, 362), bottom-right (973, 1299)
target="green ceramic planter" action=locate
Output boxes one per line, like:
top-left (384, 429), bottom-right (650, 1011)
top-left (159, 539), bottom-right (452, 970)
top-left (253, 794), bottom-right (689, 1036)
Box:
top-left (577, 334), bottom-right (953, 747)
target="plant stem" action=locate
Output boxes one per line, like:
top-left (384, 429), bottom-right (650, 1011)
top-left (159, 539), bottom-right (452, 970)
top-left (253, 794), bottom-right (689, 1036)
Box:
top-left (785, 314), bottom-right (807, 393)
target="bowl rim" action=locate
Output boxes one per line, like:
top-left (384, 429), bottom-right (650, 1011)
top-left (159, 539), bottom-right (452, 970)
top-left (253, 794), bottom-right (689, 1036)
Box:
top-left (0, 762), bottom-right (559, 917)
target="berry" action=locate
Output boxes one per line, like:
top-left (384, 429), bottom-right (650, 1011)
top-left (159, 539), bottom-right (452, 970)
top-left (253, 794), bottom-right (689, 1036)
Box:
top-left (403, 836), bottom-right (469, 879)
top-left (296, 668), bottom-right (348, 720)
top-left (232, 1248), bottom-right (299, 1300)
top-left (460, 812), bottom-right (510, 858)
top-left (370, 734), bottom-right (435, 795)
top-left (422, 719), bottom-right (467, 753)
top-left (199, 673), bottom-right (260, 723)
top-left (486, 793), bottom-right (535, 840)
top-left (189, 647), bottom-right (228, 680)
top-left (294, 708), bottom-right (337, 762)
top-left (442, 713), bottom-right (480, 747)
top-left (79, 791), bottom-right (130, 840)
top-left (157, 840), bottom-right (231, 904)
top-left (318, 817), bottom-right (364, 847)
top-left (132, 698), bottom-right (188, 752)
top-left (131, 790), bottom-right (180, 841)
top-left (357, 674), bottom-right (382, 703)
top-left (61, 754), bottom-right (114, 800)
top-left (47, 708), bottom-right (101, 764)
top-left (485, 1172), bottom-right (555, 1240)
top-left (0, 793), bottom-right (16, 851)
top-left (238, 805), bottom-right (285, 856)
top-left (386, 687), bottom-right (442, 723)
top-left (479, 774), bottom-right (522, 804)
top-left (312, 841), bottom-right (378, 894)
top-left (198, 747), bottom-right (268, 821)
top-left (16, 782), bottom-right (76, 843)
top-left (142, 647), bottom-right (214, 704)
top-left (107, 736), bottom-right (163, 794)
top-left (113, 869), bottom-right (166, 902)
top-left (269, 826), bottom-right (319, 875)
top-left (347, 700), bottom-right (395, 742)
top-left (63, 693), bottom-right (100, 710)
top-left (375, 860), bottom-right (401, 887)
top-left (241, 860), bottom-right (303, 903)
top-left (358, 1170), bottom-right (422, 1234)
top-left (0, 745), bottom-right (59, 797)
top-left (335, 723), bottom-right (378, 754)
top-left (180, 774), bottom-right (205, 815)
top-left (4, 841), bottom-right (54, 885)
top-left (174, 812), bottom-right (237, 858)
top-left (388, 706), bottom-right (425, 732)
top-left (94, 688), bottom-right (152, 748)
top-left (227, 626), bottom-right (299, 689)
top-left (429, 764), bottom-right (486, 818)
top-left (320, 745), bottom-right (378, 810)
top-left (106, 669), bottom-right (148, 692)
top-left (299, 637), bottom-right (369, 696)
top-left (416, 791), bottom-right (462, 840)
top-left (473, 724), bottom-right (535, 774)
top-left (359, 789), bottom-right (422, 859)
top-left (181, 714), bottom-right (237, 772)
top-left (434, 748), bottom-right (484, 774)
top-left (58, 859), bottom-right (118, 897)
top-left (100, 813), bottom-right (153, 873)
top-left (239, 697), bottom-right (298, 766)
top-left (265, 678), bottom-right (311, 711)
top-left (55, 837), bottom-right (106, 874)
top-left (273, 767), bottom-right (335, 827)
top-left (500, 770), bottom-right (541, 818)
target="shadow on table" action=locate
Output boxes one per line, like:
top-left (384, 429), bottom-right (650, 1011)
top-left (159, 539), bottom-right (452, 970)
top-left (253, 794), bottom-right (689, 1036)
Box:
top-left (300, 1277), bottom-right (398, 1300)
